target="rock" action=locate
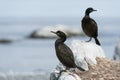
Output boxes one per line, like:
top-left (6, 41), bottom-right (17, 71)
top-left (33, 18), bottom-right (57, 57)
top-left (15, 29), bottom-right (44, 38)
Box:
top-left (50, 64), bottom-right (81, 80)
top-left (77, 58), bottom-right (120, 80)
top-left (0, 39), bottom-right (12, 44)
top-left (114, 39), bottom-right (120, 61)
top-left (50, 63), bottom-right (65, 80)
top-left (70, 40), bottom-right (105, 71)
top-left (70, 40), bottom-right (88, 71)
top-left (58, 72), bottom-right (81, 80)
top-left (29, 24), bottom-right (83, 38)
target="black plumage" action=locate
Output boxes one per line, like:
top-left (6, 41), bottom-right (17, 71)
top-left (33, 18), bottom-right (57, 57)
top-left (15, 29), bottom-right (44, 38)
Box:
top-left (51, 30), bottom-right (85, 71)
top-left (81, 7), bottom-right (101, 45)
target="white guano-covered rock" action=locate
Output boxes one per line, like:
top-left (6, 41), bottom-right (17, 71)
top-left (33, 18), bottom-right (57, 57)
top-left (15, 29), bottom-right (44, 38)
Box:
top-left (58, 72), bottom-right (81, 80)
top-left (50, 63), bottom-right (65, 80)
top-left (70, 40), bottom-right (105, 70)
top-left (70, 40), bottom-right (88, 71)
top-left (50, 64), bottom-right (81, 80)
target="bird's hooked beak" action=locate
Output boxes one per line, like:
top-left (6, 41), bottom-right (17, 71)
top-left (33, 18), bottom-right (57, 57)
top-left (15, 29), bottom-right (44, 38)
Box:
top-left (51, 31), bottom-right (56, 34)
top-left (93, 9), bottom-right (97, 11)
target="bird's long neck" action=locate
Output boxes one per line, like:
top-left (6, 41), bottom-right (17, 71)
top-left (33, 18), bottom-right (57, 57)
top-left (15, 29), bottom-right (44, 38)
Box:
top-left (55, 36), bottom-right (66, 45)
top-left (85, 11), bottom-right (90, 16)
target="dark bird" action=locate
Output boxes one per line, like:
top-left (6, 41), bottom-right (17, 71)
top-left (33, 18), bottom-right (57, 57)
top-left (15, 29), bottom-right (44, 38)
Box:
top-left (51, 30), bottom-right (85, 71)
top-left (81, 7), bottom-right (101, 45)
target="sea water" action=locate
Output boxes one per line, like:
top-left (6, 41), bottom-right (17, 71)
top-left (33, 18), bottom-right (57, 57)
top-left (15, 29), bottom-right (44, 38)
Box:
top-left (0, 17), bottom-right (119, 79)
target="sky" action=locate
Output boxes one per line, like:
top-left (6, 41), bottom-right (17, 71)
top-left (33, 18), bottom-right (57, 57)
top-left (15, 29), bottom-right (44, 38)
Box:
top-left (0, 0), bottom-right (120, 18)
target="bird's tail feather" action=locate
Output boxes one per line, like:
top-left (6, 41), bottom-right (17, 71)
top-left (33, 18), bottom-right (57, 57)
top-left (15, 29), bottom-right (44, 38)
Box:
top-left (95, 37), bottom-right (101, 45)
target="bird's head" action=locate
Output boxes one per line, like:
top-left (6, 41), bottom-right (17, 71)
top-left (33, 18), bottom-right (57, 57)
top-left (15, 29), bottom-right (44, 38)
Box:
top-left (51, 30), bottom-right (66, 38)
top-left (85, 7), bottom-right (97, 15)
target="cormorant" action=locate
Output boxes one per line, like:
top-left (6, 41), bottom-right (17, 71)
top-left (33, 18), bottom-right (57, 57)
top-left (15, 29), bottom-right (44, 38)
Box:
top-left (51, 30), bottom-right (85, 71)
top-left (81, 7), bottom-right (101, 45)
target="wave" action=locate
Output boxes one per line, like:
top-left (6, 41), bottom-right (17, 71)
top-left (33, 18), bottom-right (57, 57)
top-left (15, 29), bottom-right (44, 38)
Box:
top-left (0, 71), bottom-right (49, 80)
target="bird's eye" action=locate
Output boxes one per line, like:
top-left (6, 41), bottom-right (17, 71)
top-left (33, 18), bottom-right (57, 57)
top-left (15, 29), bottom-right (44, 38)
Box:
top-left (56, 32), bottom-right (60, 35)
top-left (90, 9), bottom-right (92, 11)
top-left (57, 31), bottom-right (61, 34)
top-left (58, 32), bottom-right (61, 35)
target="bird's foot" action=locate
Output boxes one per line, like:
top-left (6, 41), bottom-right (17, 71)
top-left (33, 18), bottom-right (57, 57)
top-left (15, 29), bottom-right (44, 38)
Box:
top-left (68, 68), bottom-right (76, 72)
top-left (86, 37), bottom-right (92, 42)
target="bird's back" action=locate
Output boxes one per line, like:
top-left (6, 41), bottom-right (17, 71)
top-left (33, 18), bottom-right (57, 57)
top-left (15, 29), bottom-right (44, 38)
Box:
top-left (55, 43), bottom-right (75, 68)
top-left (82, 16), bottom-right (98, 37)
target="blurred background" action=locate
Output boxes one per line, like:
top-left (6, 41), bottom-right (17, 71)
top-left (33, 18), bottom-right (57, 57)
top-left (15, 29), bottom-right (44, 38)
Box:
top-left (0, 0), bottom-right (120, 73)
